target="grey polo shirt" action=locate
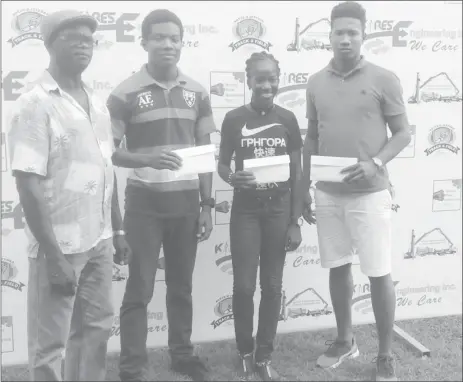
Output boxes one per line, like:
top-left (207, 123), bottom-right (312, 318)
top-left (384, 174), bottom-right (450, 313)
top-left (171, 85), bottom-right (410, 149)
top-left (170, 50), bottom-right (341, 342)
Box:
top-left (306, 57), bottom-right (406, 194)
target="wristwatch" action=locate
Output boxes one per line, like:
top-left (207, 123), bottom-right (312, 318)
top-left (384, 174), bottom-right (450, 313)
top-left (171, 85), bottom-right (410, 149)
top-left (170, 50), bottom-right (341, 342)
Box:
top-left (227, 172), bottom-right (234, 186)
top-left (113, 230), bottom-right (125, 237)
top-left (200, 198), bottom-right (216, 208)
top-left (372, 157), bottom-right (383, 169)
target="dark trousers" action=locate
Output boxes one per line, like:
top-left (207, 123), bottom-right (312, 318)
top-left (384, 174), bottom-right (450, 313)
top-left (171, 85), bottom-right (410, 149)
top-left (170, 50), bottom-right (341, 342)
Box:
top-left (118, 210), bottom-right (198, 380)
top-left (230, 190), bottom-right (290, 362)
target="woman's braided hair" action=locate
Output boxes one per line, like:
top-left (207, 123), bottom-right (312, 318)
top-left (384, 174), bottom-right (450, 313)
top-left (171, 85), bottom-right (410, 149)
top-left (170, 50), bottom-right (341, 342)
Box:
top-left (245, 51), bottom-right (281, 88)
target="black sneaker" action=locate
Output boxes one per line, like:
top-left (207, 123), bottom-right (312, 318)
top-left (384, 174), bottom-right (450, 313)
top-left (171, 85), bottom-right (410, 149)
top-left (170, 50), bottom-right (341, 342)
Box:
top-left (255, 359), bottom-right (280, 381)
top-left (171, 355), bottom-right (210, 381)
top-left (237, 352), bottom-right (255, 381)
top-left (374, 354), bottom-right (398, 381)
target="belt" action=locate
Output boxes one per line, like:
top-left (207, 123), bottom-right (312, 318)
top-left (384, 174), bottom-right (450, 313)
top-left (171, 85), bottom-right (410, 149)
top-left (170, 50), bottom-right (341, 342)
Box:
top-left (235, 189), bottom-right (289, 202)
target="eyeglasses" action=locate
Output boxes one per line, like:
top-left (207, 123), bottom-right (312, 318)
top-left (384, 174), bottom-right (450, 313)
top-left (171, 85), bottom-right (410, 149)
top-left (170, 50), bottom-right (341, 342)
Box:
top-left (57, 33), bottom-right (96, 47)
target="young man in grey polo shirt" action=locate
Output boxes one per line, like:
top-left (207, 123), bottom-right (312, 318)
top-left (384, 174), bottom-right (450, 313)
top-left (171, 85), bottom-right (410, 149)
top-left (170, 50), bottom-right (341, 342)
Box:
top-left (301, 2), bottom-right (411, 381)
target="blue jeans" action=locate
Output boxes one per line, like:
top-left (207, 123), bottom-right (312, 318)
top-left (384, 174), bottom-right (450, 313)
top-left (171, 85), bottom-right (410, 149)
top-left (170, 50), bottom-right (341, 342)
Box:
top-left (230, 190), bottom-right (290, 362)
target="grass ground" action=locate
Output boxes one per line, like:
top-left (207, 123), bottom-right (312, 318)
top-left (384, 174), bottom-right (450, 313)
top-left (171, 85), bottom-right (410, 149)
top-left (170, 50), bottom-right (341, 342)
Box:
top-left (2, 315), bottom-right (462, 381)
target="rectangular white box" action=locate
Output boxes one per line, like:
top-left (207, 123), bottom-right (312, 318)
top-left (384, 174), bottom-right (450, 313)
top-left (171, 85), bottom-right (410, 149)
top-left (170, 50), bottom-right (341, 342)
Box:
top-left (173, 144), bottom-right (217, 177)
top-left (244, 155), bottom-right (290, 183)
top-left (310, 155), bottom-right (357, 183)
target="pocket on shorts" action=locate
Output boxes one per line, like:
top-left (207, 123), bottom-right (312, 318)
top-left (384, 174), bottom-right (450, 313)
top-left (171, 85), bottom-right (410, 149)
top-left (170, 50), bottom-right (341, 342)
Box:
top-left (314, 189), bottom-right (338, 208)
top-left (375, 189), bottom-right (393, 213)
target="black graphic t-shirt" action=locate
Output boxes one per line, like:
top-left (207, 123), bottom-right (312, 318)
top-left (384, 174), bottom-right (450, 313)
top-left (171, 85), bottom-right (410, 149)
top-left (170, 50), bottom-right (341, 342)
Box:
top-left (219, 105), bottom-right (303, 194)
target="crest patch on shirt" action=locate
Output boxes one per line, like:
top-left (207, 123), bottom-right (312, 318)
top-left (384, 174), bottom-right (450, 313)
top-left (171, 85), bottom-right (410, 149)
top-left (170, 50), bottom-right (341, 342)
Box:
top-left (183, 89), bottom-right (196, 108)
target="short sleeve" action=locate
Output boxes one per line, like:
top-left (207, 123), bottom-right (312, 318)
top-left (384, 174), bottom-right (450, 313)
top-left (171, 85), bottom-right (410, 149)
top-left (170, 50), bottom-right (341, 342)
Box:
top-left (305, 83), bottom-right (318, 121)
top-left (305, 81), bottom-right (319, 141)
top-left (195, 88), bottom-right (216, 139)
top-left (286, 112), bottom-right (303, 153)
top-left (218, 113), bottom-right (236, 166)
top-left (9, 94), bottom-right (50, 177)
top-left (381, 72), bottom-right (406, 117)
top-left (106, 89), bottom-right (131, 141)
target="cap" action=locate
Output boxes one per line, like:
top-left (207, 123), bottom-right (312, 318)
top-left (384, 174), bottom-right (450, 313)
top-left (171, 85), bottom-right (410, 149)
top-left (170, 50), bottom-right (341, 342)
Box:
top-left (40, 10), bottom-right (98, 45)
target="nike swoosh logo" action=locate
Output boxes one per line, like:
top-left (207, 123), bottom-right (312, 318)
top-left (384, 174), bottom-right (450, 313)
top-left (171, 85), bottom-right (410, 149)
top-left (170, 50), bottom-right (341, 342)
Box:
top-left (241, 123), bottom-right (281, 137)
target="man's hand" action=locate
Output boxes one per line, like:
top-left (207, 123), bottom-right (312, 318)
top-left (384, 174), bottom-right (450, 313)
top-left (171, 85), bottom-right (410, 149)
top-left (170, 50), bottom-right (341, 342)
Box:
top-left (113, 235), bottom-right (133, 266)
top-left (197, 208), bottom-right (213, 242)
top-left (341, 160), bottom-right (378, 183)
top-left (46, 252), bottom-right (78, 296)
top-left (146, 150), bottom-right (183, 171)
top-left (230, 171), bottom-right (256, 189)
top-left (285, 222), bottom-right (302, 252)
top-left (302, 191), bottom-right (316, 225)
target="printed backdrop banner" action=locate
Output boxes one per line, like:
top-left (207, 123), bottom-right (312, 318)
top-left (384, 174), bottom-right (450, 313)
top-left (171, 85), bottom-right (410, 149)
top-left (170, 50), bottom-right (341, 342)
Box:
top-left (1, 1), bottom-right (462, 366)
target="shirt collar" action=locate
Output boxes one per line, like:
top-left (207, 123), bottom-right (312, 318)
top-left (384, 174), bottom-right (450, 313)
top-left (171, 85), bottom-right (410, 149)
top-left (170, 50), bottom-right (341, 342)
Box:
top-left (326, 56), bottom-right (367, 78)
top-left (39, 70), bottom-right (93, 95)
top-left (137, 64), bottom-right (188, 89)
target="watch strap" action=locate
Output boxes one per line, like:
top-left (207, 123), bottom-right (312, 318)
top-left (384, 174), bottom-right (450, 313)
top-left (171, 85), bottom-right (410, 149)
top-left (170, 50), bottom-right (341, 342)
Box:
top-left (372, 157), bottom-right (383, 168)
top-left (200, 198), bottom-right (215, 207)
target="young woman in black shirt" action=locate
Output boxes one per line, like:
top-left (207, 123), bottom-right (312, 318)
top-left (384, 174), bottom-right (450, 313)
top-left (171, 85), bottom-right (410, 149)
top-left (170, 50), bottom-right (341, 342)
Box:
top-left (218, 51), bottom-right (303, 381)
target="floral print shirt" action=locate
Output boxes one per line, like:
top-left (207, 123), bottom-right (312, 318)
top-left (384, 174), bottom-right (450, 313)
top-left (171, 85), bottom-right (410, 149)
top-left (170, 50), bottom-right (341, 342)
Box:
top-left (8, 70), bottom-right (115, 258)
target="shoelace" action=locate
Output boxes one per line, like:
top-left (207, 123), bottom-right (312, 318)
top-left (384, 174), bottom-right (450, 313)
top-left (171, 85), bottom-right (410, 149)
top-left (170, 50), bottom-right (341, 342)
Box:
top-left (324, 338), bottom-right (352, 351)
top-left (325, 338), bottom-right (352, 346)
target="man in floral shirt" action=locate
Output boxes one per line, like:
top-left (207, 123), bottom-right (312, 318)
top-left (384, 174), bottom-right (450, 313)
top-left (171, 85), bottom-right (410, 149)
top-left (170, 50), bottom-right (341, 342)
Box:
top-left (8, 10), bottom-right (131, 381)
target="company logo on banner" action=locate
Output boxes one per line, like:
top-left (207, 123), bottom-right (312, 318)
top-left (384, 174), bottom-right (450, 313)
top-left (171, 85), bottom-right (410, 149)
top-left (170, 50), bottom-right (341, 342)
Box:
top-left (353, 281), bottom-right (400, 315)
top-left (285, 245), bottom-right (320, 268)
top-left (111, 311), bottom-right (166, 337)
top-left (7, 8), bottom-right (47, 47)
top-left (214, 241), bottom-right (233, 274)
top-left (85, 11), bottom-right (139, 46)
top-left (404, 228), bottom-right (458, 259)
top-left (425, 124), bottom-right (460, 155)
top-left (210, 71), bottom-right (246, 109)
top-left (432, 179), bottom-right (462, 212)
top-left (1, 259), bottom-right (25, 292)
top-left (229, 16), bottom-right (271, 51)
top-left (396, 283), bottom-right (457, 308)
top-left (1, 201), bottom-right (25, 233)
top-left (287, 18), bottom-right (331, 52)
top-left (275, 72), bottom-right (309, 136)
top-left (279, 288), bottom-right (332, 321)
top-left (211, 295), bottom-right (234, 329)
top-left (2, 71), bottom-right (28, 101)
top-left (364, 20), bottom-right (461, 55)
top-left (2, 70), bottom-right (114, 101)
top-left (215, 190), bottom-right (233, 226)
top-left (181, 23), bottom-right (219, 48)
top-left (408, 72), bottom-right (462, 104)
top-left (1, 316), bottom-right (14, 353)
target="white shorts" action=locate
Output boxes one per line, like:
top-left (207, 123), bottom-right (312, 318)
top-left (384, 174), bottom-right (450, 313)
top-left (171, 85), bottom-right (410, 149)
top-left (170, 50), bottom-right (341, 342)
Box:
top-left (314, 188), bottom-right (392, 277)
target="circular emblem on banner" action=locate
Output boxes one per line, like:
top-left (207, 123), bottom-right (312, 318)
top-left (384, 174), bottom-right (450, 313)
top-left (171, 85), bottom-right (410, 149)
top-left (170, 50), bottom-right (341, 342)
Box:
top-left (235, 17), bottom-right (265, 40)
top-left (11, 10), bottom-right (45, 34)
top-left (8, 9), bottom-right (47, 47)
